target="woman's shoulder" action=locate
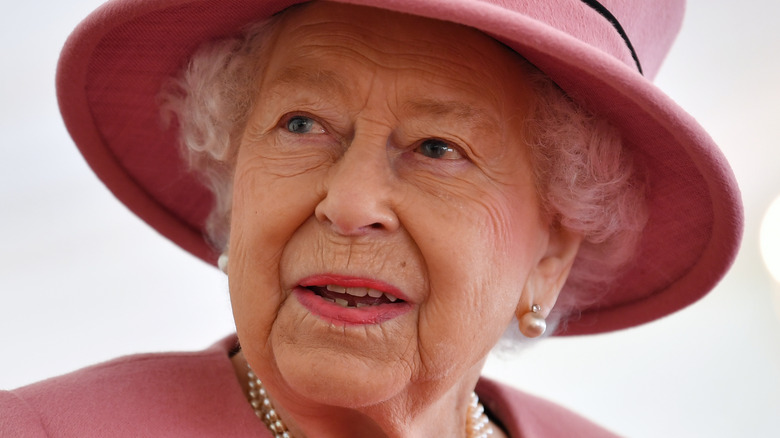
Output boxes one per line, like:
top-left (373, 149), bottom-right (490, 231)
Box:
top-left (477, 377), bottom-right (620, 438)
top-left (0, 335), bottom-right (263, 437)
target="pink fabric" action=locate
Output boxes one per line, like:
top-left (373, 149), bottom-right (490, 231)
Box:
top-left (1, 336), bottom-right (617, 437)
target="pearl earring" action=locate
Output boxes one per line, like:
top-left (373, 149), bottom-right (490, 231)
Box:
top-left (519, 304), bottom-right (547, 338)
top-left (217, 253), bottom-right (229, 274)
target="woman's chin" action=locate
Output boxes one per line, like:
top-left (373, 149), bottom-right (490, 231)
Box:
top-left (265, 304), bottom-right (413, 407)
top-left (274, 346), bottom-right (409, 408)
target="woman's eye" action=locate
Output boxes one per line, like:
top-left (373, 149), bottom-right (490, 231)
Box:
top-left (416, 139), bottom-right (462, 160)
top-left (285, 115), bottom-right (324, 134)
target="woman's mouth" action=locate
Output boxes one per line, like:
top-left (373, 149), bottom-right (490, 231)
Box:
top-left (294, 275), bottom-right (411, 325)
top-left (307, 284), bottom-right (402, 308)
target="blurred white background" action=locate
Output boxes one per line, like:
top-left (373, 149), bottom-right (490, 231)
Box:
top-left (1, 1), bottom-right (779, 436)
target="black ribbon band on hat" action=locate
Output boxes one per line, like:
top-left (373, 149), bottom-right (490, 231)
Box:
top-left (579, 0), bottom-right (643, 74)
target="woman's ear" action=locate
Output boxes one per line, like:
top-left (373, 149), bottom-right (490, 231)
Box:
top-left (516, 225), bottom-right (583, 320)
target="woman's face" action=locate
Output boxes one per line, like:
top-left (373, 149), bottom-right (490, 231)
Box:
top-left (229, 2), bottom-right (568, 409)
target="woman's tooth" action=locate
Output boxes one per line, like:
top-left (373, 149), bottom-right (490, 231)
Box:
top-left (345, 287), bottom-right (368, 297)
top-left (322, 285), bottom-right (398, 303)
top-left (326, 284), bottom-right (346, 293)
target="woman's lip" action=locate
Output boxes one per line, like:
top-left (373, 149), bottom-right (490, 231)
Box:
top-left (293, 287), bottom-right (412, 326)
top-left (297, 274), bottom-right (411, 302)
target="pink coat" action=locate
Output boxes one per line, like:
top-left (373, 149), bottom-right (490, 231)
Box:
top-left (1, 336), bottom-right (617, 437)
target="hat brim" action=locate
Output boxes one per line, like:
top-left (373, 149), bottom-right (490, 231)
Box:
top-left (57, 0), bottom-right (743, 335)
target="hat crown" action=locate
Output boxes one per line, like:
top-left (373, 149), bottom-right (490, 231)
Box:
top-left (596, 0), bottom-right (685, 78)
top-left (443, 0), bottom-right (685, 79)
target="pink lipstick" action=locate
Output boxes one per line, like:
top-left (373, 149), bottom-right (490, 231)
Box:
top-left (295, 274), bottom-right (412, 325)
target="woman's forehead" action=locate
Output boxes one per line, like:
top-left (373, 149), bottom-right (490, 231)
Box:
top-left (260, 2), bottom-right (536, 115)
top-left (278, 2), bottom-right (487, 49)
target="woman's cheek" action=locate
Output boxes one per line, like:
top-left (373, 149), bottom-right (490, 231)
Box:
top-left (241, 134), bottom-right (336, 177)
top-left (233, 153), bottom-right (326, 240)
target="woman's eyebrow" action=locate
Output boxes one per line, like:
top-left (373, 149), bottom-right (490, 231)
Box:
top-left (403, 98), bottom-right (498, 132)
top-left (263, 68), bottom-right (497, 131)
top-left (263, 66), bottom-right (350, 99)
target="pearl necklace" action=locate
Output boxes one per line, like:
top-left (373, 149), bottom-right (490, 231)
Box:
top-left (247, 365), bottom-right (494, 438)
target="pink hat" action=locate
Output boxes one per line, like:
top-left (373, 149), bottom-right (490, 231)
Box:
top-left (57, 0), bottom-right (743, 335)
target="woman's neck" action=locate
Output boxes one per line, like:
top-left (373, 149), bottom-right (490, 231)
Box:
top-left (230, 351), bottom-right (506, 438)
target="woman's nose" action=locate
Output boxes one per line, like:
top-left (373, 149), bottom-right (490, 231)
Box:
top-left (314, 142), bottom-right (400, 236)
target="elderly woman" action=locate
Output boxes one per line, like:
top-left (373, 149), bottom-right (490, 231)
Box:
top-left (0, 0), bottom-right (741, 437)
